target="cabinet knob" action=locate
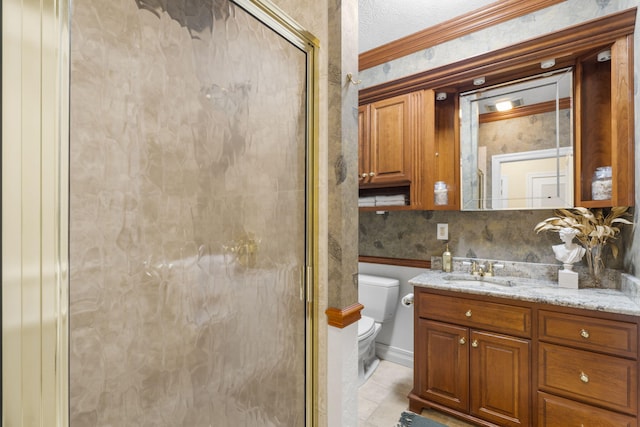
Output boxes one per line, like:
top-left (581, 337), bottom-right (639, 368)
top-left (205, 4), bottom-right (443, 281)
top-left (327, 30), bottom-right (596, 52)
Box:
top-left (369, 172), bottom-right (376, 177)
top-left (471, 339), bottom-right (478, 348)
top-left (435, 152), bottom-right (439, 157)
top-left (580, 372), bottom-right (589, 383)
top-left (580, 329), bottom-right (590, 339)
top-left (459, 337), bottom-right (466, 345)
top-left (360, 173), bottom-right (368, 179)
top-left (465, 310), bottom-right (472, 318)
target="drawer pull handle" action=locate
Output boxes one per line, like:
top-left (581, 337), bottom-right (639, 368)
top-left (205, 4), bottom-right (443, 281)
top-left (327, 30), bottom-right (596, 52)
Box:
top-left (471, 339), bottom-right (478, 348)
top-left (580, 329), bottom-right (590, 339)
top-left (459, 337), bottom-right (466, 345)
top-left (580, 372), bottom-right (589, 383)
top-left (465, 310), bottom-right (472, 317)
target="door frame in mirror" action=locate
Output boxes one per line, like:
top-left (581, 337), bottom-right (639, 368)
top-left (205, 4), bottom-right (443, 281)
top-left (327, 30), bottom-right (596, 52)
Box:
top-left (490, 146), bottom-right (574, 209)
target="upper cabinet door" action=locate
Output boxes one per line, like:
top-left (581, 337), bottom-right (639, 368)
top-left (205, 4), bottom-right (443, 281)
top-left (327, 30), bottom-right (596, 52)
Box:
top-left (366, 93), bottom-right (412, 186)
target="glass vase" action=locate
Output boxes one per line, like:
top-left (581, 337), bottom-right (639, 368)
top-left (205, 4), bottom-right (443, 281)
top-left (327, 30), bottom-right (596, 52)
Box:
top-left (585, 244), bottom-right (604, 283)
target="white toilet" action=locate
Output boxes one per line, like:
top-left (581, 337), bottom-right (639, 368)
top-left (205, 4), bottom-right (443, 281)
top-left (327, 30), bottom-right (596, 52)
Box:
top-left (357, 274), bottom-right (400, 384)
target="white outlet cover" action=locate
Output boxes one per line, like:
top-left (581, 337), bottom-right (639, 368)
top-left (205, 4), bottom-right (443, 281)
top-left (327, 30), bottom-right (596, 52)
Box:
top-left (437, 223), bottom-right (448, 240)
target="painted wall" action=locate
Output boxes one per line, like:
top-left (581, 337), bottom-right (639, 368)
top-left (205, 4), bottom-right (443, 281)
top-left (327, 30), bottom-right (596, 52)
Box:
top-left (358, 263), bottom-right (425, 367)
top-left (359, 0), bottom-right (639, 277)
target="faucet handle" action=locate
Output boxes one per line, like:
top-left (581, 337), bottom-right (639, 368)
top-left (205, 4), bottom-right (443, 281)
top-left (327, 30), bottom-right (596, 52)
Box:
top-left (462, 260), bottom-right (480, 275)
top-left (471, 261), bottom-right (480, 276)
top-left (485, 262), bottom-right (504, 277)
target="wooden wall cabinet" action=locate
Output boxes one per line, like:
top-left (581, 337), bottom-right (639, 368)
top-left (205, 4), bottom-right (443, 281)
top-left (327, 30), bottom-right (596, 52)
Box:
top-left (359, 90), bottom-right (460, 210)
top-left (575, 35), bottom-right (635, 207)
top-left (359, 94), bottom-right (412, 188)
top-left (359, 9), bottom-right (636, 211)
top-left (359, 91), bottom-right (428, 210)
top-left (358, 93), bottom-right (414, 210)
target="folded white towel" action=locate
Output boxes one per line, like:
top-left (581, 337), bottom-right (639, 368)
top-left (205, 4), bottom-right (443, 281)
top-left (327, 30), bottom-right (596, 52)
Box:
top-left (379, 199), bottom-right (407, 206)
top-left (375, 194), bottom-right (407, 202)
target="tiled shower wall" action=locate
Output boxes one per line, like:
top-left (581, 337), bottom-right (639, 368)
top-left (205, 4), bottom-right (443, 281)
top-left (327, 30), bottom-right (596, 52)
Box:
top-left (69, 0), bottom-right (312, 424)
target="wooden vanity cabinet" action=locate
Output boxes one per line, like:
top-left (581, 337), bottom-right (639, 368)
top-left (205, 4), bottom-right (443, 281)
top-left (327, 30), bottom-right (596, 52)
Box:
top-left (537, 308), bottom-right (639, 426)
top-left (575, 35), bottom-right (635, 207)
top-left (411, 288), bottom-right (640, 427)
top-left (411, 290), bottom-right (532, 426)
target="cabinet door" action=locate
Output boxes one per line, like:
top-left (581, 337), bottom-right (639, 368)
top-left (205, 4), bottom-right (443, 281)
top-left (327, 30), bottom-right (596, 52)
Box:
top-left (470, 330), bottom-right (531, 427)
top-left (416, 319), bottom-right (469, 412)
top-left (368, 94), bottom-right (412, 186)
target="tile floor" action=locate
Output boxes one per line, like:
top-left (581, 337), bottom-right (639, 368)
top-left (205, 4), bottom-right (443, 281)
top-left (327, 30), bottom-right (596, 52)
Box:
top-left (357, 360), bottom-right (474, 427)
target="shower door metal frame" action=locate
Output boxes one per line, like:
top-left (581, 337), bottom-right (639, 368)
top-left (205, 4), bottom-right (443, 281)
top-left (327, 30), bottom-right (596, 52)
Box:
top-left (232, 1), bottom-right (320, 425)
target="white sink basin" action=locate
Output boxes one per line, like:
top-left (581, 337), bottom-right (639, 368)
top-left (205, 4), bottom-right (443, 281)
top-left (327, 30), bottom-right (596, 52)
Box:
top-left (442, 274), bottom-right (516, 287)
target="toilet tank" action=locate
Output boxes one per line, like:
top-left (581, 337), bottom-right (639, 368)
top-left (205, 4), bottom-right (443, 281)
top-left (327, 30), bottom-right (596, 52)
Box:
top-left (358, 274), bottom-right (400, 323)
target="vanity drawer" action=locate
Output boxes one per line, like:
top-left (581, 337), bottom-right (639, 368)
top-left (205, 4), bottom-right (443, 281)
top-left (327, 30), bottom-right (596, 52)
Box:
top-left (538, 392), bottom-right (637, 427)
top-left (538, 342), bottom-right (638, 415)
top-left (539, 310), bottom-right (637, 358)
top-left (417, 292), bottom-right (531, 337)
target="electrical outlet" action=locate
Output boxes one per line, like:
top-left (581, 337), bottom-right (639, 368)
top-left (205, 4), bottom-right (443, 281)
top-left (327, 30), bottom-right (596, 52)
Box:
top-left (437, 223), bottom-right (448, 240)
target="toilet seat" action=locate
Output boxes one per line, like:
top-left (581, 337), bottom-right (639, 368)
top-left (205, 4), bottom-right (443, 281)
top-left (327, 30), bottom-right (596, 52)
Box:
top-left (358, 315), bottom-right (376, 340)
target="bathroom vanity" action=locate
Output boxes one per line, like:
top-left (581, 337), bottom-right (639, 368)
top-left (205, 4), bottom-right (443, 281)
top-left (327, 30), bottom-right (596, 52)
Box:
top-left (409, 270), bottom-right (640, 427)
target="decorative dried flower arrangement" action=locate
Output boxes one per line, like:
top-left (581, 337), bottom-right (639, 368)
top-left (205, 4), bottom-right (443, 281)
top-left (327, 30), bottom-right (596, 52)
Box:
top-left (534, 207), bottom-right (634, 279)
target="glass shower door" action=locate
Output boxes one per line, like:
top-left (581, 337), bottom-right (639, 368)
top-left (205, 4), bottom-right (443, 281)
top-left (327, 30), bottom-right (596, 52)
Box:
top-left (69, 0), bottom-right (314, 425)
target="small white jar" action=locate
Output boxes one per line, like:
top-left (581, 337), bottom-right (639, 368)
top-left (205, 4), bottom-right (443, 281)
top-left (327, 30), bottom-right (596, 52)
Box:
top-left (592, 166), bottom-right (612, 200)
top-left (434, 181), bottom-right (448, 205)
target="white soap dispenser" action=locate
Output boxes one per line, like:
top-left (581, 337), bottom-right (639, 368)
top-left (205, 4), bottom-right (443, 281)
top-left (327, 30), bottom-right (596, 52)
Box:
top-left (442, 243), bottom-right (452, 273)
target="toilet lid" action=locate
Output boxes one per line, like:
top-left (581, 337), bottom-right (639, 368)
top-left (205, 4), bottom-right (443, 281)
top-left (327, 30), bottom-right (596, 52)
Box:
top-left (358, 316), bottom-right (376, 339)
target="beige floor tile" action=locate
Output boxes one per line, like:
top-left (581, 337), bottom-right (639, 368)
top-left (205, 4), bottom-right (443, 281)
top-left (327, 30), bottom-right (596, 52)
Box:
top-left (358, 394), bottom-right (379, 422)
top-left (358, 360), bottom-right (475, 427)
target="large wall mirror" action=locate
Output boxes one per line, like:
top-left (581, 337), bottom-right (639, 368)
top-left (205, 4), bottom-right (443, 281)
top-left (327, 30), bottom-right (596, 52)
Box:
top-left (459, 67), bottom-right (574, 210)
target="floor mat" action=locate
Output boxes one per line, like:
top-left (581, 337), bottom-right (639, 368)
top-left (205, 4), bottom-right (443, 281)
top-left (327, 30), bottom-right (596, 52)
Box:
top-left (397, 411), bottom-right (448, 427)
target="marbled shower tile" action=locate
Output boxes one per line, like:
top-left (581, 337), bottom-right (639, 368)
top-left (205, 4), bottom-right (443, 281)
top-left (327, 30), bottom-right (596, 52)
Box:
top-left (71, 0), bottom-right (311, 424)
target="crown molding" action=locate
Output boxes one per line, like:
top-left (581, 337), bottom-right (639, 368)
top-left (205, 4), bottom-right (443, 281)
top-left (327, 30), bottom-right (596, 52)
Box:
top-left (359, 8), bottom-right (637, 105)
top-left (359, 0), bottom-right (566, 71)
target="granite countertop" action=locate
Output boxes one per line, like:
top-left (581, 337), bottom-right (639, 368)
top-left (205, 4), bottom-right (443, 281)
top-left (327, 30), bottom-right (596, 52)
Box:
top-left (409, 261), bottom-right (640, 317)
